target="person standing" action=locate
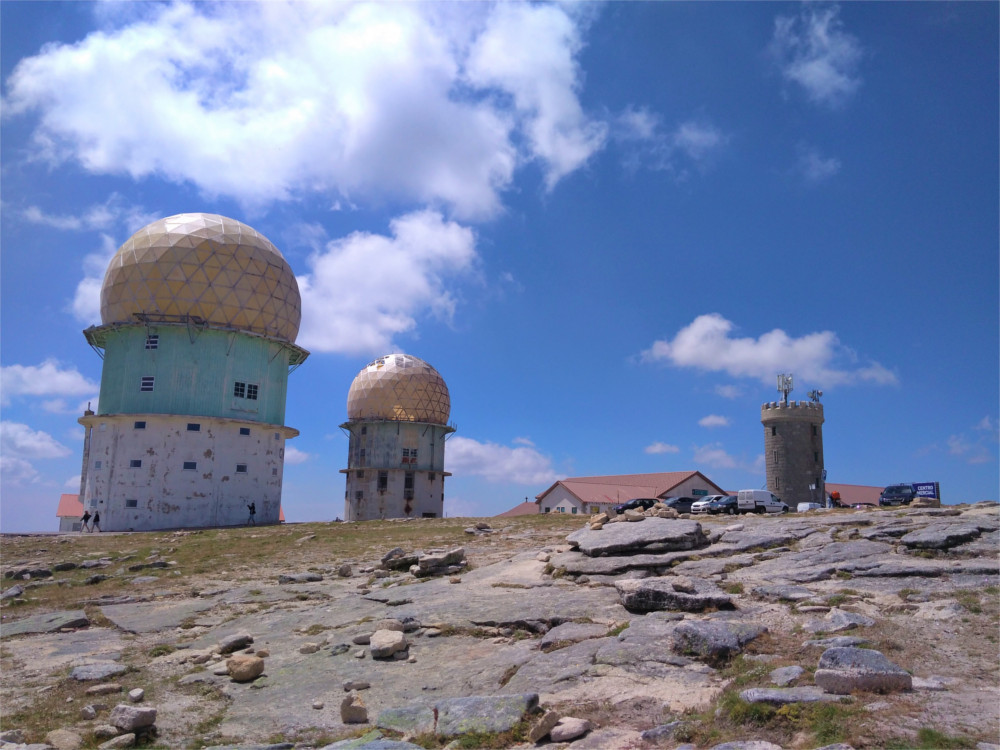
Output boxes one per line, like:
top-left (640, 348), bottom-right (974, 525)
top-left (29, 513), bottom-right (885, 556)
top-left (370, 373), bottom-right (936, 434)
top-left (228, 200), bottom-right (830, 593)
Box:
top-left (92, 511), bottom-right (101, 532)
top-left (81, 510), bottom-right (92, 532)
top-left (247, 502), bottom-right (256, 526)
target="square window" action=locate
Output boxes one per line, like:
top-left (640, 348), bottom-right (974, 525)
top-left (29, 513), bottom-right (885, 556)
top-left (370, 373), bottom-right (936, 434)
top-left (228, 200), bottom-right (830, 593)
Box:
top-left (355, 490), bottom-right (364, 501)
top-left (428, 472), bottom-right (435, 481)
top-left (236, 464), bottom-right (248, 474)
top-left (125, 499), bottom-right (138, 508)
top-left (186, 423), bottom-right (200, 432)
top-left (94, 460), bottom-right (102, 469)
top-left (183, 461), bottom-right (197, 470)
top-left (233, 381), bottom-right (246, 398)
top-left (145, 334), bottom-right (158, 350)
top-left (140, 376), bottom-right (154, 392)
top-left (239, 427), bottom-right (251, 436)
top-left (361, 425), bottom-right (367, 435)
top-left (246, 384), bottom-right (258, 400)
top-left (272, 468), bottom-right (278, 476)
top-left (571, 507), bottom-right (578, 514)
top-left (356, 470), bottom-right (364, 478)
top-left (134, 421), bottom-right (146, 430)
top-left (273, 432), bottom-right (280, 440)
top-left (130, 459), bottom-right (142, 468)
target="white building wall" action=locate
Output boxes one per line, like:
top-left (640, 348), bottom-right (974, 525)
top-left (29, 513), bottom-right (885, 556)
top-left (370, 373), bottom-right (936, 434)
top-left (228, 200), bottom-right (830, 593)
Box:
top-left (80, 414), bottom-right (296, 531)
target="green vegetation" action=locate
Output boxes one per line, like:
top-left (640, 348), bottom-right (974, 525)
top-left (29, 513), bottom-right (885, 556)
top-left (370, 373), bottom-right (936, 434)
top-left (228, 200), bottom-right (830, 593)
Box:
top-left (722, 582), bottom-right (744, 595)
top-left (885, 728), bottom-right (976, 749)
top-left (149, 643), bottom-right (176, 658)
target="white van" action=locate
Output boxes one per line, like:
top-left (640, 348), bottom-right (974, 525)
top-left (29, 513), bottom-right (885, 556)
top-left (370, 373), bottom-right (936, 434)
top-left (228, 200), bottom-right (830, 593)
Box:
top-left (737, 490), bottom-right (787, 514)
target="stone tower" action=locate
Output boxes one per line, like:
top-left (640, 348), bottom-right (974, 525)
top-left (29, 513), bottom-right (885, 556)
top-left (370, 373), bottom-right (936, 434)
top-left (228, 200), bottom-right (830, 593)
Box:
top-left (761, 399), bottom-right (825, 508)
top-left (78, 213), bottom-right (308, 531)
top-left (341, 354), bottom-right (453, 521)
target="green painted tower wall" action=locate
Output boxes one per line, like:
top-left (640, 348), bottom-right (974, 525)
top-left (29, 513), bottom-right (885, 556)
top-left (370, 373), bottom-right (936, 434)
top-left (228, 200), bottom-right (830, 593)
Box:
top-left (97, 325), bottom-right (291, 424)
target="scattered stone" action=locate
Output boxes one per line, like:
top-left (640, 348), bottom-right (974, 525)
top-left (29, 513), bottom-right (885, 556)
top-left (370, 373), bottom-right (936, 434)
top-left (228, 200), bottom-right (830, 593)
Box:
top-left (353, 633), bottom-right (372, 645)
top-left (528, 709), bottom-right (561, 743)
top-left (3, 609), bottom-right (89, 636)
top-left (300, 643), bottom-right (321, 654)
top-left (218, 632), bottom-right (254, 654)
top-left (550, 717), bottom-right (592, 742)
top-left (227, 654), bottom-right (265, 682)
top-left (81, 704), bottom-right (98, 719)
top-left (0, 730), bottom-right (25, 744)
top-left (99, 734), bottom-right (136, 749)
top-left (536, 552), bottom-right (551, 562)
top-left (312, 700), bottom-right (324, 709)
top-left (751, 584), bottom-right (814, 602)
top-left (671, 576), bottom-right (697, 594)
top-left (92, 725), bottom-right (119, 740)
top-left (814, 647), bottom-right (913, 694)
top-left (804, 608), bottom-right (876, 633)
top-left (1, 584), bottom-right (24, 600)
top-left (344, 679), bottom-right (371, 691)
top-left (616, 577), bottom-right (733, 613)
top-left (375, 618), bottom-right (405, 632)
top-left (640, 721), bottom-right (684, 743)
top-left (913, 676), bottom-right (948, 691)
top-left (109, 703), bottom-right (157, 731)
top-left (354, 649), bottom-right (366, 658)
top-left (338, 564), bottom-right (353, 577)
top-left (278, 572), bottom-right (323, 583)
top-left (803, 636), bottom-right (869, 649)
top-left (341, 693), bottom-right (368, 723)
top-left (740, 687), bottom-right (837, 705)
top-left (709, 743), bottom-right (783, 750)
top-left (127, 688), bottom-right (144, 703)
top-left (255, 648), bottom-right (270, 658)
top-left (376, 705), bottom-right (437, 735)
top-left (45, 729), bottom-right (83, 750)
top-left (671, 620), bottom-right (766, 664)
top-left (424, 628), bottom-right (442, 637)
top-left (770, 665), bottom-right (804, 686)
top-left (900, 524), bottom-right (981, 549)
top-left (330, 644), bottom-right (351, 655)
top-left (72, 663), bottom-right (128, 681)
top-left (86, 575), bottom-right (109, 585)
top-left (539, 621), bottom-right (608, 650)
top-left (369, 629), bottom-right (408, 659)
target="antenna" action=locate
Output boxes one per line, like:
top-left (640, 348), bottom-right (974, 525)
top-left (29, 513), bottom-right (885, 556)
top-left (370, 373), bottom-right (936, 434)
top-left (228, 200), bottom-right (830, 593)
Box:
top-left (808, 389), bottom-right (823, 403)
top-left (777, 373), bottom-right (793, 405)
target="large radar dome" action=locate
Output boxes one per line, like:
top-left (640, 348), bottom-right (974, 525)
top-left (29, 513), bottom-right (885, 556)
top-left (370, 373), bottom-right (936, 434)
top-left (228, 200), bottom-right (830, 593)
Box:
top-left (347, 354), bottom-right (450, 425)
top-left (101, 213), bottom-right (301, 342)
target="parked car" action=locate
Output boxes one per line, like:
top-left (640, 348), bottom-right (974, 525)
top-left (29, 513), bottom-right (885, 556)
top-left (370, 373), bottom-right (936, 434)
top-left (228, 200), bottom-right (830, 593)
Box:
top-left (879, 484), bottom-right (917, 506)
top-left (690, 495), bottom-right (726, 514)
top-left (797, 502), bottom-right (824, 512)
top-left (661, 496), bottom-right (698, 514)
top-left (613, 497), bottom-right (658, 514)
top-left (707, 495), bottom-right (739, 515)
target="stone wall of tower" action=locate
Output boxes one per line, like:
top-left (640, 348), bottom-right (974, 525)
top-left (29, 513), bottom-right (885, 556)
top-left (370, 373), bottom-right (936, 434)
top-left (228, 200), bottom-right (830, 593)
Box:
top-left (761, 400), bottom-right (825, 509)
top-left (341, 420), bottom-right (452, 521)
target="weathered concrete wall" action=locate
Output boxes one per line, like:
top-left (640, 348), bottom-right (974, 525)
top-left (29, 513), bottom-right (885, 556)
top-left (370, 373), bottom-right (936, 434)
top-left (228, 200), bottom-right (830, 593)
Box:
top-left (342, 420), bottom-right (451, 521)
top-left (79, 414), bottom-right (297, 531)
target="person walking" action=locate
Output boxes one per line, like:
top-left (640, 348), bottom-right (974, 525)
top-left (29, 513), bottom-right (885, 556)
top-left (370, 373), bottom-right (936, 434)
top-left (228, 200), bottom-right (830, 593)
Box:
top-left (81, 510), bottom-right (91, 532)
top-left (247, 502), bottom-right (256, 526)
top-left (92, 511), bottom-right (101, 532)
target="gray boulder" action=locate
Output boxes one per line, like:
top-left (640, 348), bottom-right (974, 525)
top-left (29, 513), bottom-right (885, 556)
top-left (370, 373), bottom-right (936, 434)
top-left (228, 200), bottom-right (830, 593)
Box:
top-left (109, 703), bottom-right (157, 731)
top-left (540, 621), bottom-right (608, 650)
top-left (277, 572), bottom-right (323, 583)
top-left (814, 646), bottom-right (912, 694)
top-left (616, 577), bottom-right (734, 613)
top-left (3, 610), bottom-right (89, 636)
top-left (899, 524), bottom-right (981, 549)
top-left (769, 665), bottom-right (804, 686)
top-left (369, 629), bottom-right (407, 659)
top-left (739, 686), bottom-right (836, 704)
top-left (671, 620), bottom-right (766, 664)
top-left (435, 693), bottom-right (538, 737)
top-left (71, 662), bottom-right (128, 681)
top-left (218, 632), bottom-right (254, 654)
top-left (568, 517), bottom-right (708, 556)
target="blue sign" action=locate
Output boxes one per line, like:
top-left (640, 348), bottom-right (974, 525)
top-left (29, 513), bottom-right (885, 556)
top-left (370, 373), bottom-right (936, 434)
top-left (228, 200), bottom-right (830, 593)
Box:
top-left (913, 482), bottom-right (940, 498)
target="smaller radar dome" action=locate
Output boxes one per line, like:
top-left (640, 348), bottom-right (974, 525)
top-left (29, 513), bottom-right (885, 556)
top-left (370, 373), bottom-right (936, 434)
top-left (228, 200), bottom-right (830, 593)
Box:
top-left (101, 213), bottom-right (301, 342)
top-left (347, 354), bottom-right (450, 425)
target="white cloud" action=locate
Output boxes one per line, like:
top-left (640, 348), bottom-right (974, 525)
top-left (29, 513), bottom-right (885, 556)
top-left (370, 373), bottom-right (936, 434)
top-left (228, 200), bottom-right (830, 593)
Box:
top-left (692, 442), bottom-right (740, 470)
top-left (946, 417), bottom-right (998, 465)
top-left (297, 210), bottom-right (478, 355)
top-left (1, 456), bottom-right (40, 485)
top-left (672, 120), bottom-right (726, 162)
top-left (644, 442), bottom-right (679, 455)
top-left (770, 4), bottom-right (863, 108)
top-left (796, 144), bottom-right (841, 183)
top-left (698, 415), bottom-right (730, 428)
top-left (65, 474), bottom-right (81, 489)
top-left (5, 3), bottom-right (604, 219)
top-left (1, 359), bottom-right (99, 406)
top-left (615, 109), bottom-right (728, 174)
top-left (714, 385), bottom-right (743, 400)
top-left (1, 422), bottom-right (72, 460)
top-left (283, 445), bottom-right (310, 465)
top-left (443, 495), bottom-right (487, 519)
top-left (446, 435), bottom-right (559, 485)
top-left (641, 313), bottom-right (898, 388)
top-left (512, 436), bottom-right (536, 447)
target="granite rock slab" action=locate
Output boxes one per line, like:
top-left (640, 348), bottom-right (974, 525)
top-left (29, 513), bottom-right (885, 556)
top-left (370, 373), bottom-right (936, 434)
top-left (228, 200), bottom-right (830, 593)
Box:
top-left (100, 600), bottom-right (214, 634)
top-left (740, 686), bottom-right (836, 704)
top-left (814, 646), bottom-right (912, 694)
top-left (567, 518), bottom-right (708, 557)
top-left (3, 609), bottom-right (89, 636)
top-left (671, 620), bottom-right (766, 664)
top-left (616, 577), bottom-right (734, 613)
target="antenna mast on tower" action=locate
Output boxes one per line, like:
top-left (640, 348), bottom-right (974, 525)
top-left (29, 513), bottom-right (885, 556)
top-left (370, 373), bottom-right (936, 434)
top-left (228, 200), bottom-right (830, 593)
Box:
top-left (777, 373), bottom-right (794, 405)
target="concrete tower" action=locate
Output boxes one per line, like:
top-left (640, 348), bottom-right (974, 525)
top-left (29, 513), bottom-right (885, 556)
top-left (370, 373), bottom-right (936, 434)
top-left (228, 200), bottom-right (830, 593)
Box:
top-left (341, 354), bottom-right (453, 521)
top-left (78, 213), bottom-right (308, 531)
top-left (761, 397), bottom-right (825, 508)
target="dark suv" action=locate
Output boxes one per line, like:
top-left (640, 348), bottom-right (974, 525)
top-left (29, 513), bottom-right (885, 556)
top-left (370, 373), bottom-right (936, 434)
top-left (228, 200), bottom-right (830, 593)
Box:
top-left (661, 496), bottom-right (698, 514)
top-left (613, 498), bottom-right (658, 514)
top-left (879, 484), bottom-right (916, 506)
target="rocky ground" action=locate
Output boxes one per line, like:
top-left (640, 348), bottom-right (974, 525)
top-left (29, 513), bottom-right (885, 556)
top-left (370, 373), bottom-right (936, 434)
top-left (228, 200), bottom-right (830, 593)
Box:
top-left (1, 504), bottom-right (998, 750)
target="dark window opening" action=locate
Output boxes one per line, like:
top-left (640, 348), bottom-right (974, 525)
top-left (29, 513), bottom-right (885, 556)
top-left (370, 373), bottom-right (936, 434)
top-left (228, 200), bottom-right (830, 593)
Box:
top-left (355, 490), bottom-right (364, 501)
top-left (814, 451), bottom-right (819, 462)
top-left (377, 471), bottom-right (388, 492)
top-left (125, 499), bottom-right (138, 508)
top-left (130, 459), bottom-right (142, 468)
top-left (771, 426), bottom-right (777, 436)
top-left (187, 423), bottom-right (200, 432)
top-left (239, 427), bottom-right (251, 436)
top-left (134, 421), bottom-right (146, 430)
top-left (272, 468), bottom-right (278, 476)
top-left (428, 472), bottom-right (436, 481)
top-left (183, 461), bottom-right (197, 470)
top-left (233, 381), bottom-right (246, 398)
top-left (356, 470), bottom-right (364, 479)
top-left (145, 334), bottom-right (158, 350)
top-left (236, 464), bottom-right (248, 474)
top-left (246, 383), bottom-right (258, 400)
top-left (422, 512), bottom-right (437, 518)
top-left (404, 471), bottom-right (414, 500)
top-left (812, 424), bottom-right (817, 436)
top-left (140, 376), bottom-right (154, 392)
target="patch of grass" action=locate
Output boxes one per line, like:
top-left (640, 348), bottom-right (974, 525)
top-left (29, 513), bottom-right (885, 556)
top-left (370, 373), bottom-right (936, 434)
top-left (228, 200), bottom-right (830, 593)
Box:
top-left (826, 594), bottom-right (849, 607)
top-left (718, 690), bottom-right (776, 726)
top-left (953, 590), bottom-right (982, 614)
top-left (248, 589), bottom-right (262, 596)
top-left (149, 643), bottom-right (176, 658)
top-left (490, 582), bottom-right (530, 589)
top-left (606, 622), bottom-right (629, 637)
top-left (834, 570), bottom-right (853, 579)
top-left (723, 582), bottom-right (744, 595)
top-left (885, 728), bottom-right (977, 749)
top-left (300, 623), bottom-right (331, 636)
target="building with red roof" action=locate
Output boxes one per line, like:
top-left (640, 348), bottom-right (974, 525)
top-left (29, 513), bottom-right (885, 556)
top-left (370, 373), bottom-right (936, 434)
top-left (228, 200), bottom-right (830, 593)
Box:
top-left (534, 471), bottom-right (726, 517)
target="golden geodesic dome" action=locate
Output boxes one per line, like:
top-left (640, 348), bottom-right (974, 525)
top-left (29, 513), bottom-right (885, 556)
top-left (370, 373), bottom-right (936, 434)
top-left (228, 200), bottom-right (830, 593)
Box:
top-left (347, 354), bottom-right (450, 425)
top-left (101, 213), bottom-right (301, 342)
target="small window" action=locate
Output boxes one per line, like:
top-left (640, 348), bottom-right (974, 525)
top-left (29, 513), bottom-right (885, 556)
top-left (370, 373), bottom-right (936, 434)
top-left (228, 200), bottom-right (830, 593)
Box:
top-left (422, 512), bottom-right (437, 518)
top-left (814, 451), bottom-right (819, 463)
top-left (183, 461), bottom-right (197, 470)
top-left (772, 450), bottom-right (778, 464)
top-left (94, 460), bottom-right (102, 469)
top-left (428, 472), bottom-right (435, 481)
top-left (236, 464), bottom-right (248, 474)
top-left (356, 470), bottom-right (364, 479)
top-left (125, 499), bottom-right (138, 508)
top-left (246, 384), bottom-right (258, 400)
top-left (378, 471), bottom-right (388, 492)
top-left (272, 468), bottom-right (278, 476)
top-left (361, 425), bottom-right (367, 435)
top-left (544, 507), bottom-right (551, 513)
top-left (404, 471), bottom-right (414, 490)
top-left (130, 459), bottom-right (142, 468)
top-left (355, 490), bottom-right (364, 501)
top-left (771, 426), bottom-right (777, 436)
top-left (571, 507), bottom-right (578, 514)
top-left (134, 421), bottom-right (146, 430)
top-left (233, 381), bottom-right (246, 398)
top-left (186, 423), bottom-right (200, 432)
top-left (274, 432), bottom-right (280, 440)
top-left (775, 477), bottom-right (781, 490)
top-left (812, 424), bottom-right (818, 436)
top-left (239, 427), bottom-right (251, 436)
top-left (145, 334), bottom-right (158, 350)
top-left (140, 376), bottom-right (154, 392)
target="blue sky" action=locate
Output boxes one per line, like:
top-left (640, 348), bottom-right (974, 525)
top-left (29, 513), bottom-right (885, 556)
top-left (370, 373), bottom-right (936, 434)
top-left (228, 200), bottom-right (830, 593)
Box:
top-left (2, 1), bottom-right (997, 532)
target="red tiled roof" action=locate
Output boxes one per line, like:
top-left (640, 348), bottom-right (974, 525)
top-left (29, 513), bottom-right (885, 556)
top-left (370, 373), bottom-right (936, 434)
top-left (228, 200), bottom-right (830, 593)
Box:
top-left (536, 471), bottom-right (725, 507)
top-left (496, 501), bottom-right (541, 518)
top-left (56, 493), bottom-right (83, 518)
